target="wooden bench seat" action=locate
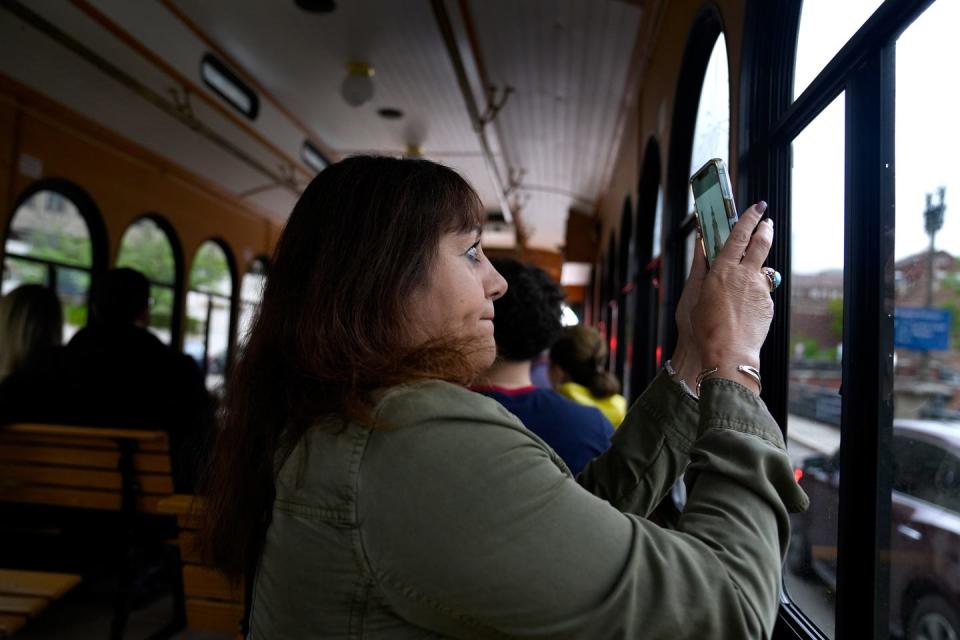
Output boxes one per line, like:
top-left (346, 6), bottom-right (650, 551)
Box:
top-left (0, 424), bottom-right (173, 514)
top-left (0, 423), bottom-right (179, 639)
top-left (158, 495), bottom-right (244, 638)
top-left (0, 568), bottom-right (81, 638)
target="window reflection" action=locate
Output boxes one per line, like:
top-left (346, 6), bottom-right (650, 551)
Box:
top-left (688, 35), bottom-right (729, 215)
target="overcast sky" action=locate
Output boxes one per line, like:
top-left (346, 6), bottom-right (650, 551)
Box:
top-left (791, 0), bottom-right (959, 274)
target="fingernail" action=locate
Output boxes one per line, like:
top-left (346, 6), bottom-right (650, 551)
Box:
top-left (756, 201), bottom-right (768, 213)
top-left (764, 217), bottom-right (774, 227)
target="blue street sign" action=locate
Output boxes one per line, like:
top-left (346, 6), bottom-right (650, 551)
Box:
top-left (895, 307), bottom-right (952, 351)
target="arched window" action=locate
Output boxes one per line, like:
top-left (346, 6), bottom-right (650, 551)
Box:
top-left (664, 10), bottom-right (729, 363)
top-left (116, 216), bottom-right (181, 344)
top-left (238, 257), bottom-right (268, 347)
top-left (687, 35), bottom-right (730, 218)
top-left (2, 187), bottom-right (102, 342)
top-left (185, 240), bottom-right (234, 392)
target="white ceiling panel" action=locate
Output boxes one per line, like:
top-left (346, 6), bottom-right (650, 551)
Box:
top-left (2, 0), bottom-right (644, 249)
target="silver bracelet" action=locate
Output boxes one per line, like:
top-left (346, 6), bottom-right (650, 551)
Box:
top-left (696, 365), bottom-right (762, 395)
top-left (665, 359), bottom-right (699, 400)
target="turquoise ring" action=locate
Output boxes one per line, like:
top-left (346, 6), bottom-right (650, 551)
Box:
top-left (761, 267), bottom-right (782, 293)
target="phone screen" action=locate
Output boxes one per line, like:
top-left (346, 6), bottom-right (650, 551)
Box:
top-left (691, 163), bottom-right (736, 264)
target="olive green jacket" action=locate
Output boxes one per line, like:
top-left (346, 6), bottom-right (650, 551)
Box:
top-left (248, 371), bottom-right (809, 639)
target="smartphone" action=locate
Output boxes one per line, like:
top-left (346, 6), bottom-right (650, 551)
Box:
top-left (690, 158), bottom-right (737, 265)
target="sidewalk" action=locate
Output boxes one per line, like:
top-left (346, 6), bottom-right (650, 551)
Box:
top-left (786, 414), bottom-right (841, 455)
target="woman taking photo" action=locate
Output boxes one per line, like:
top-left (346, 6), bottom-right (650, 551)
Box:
top-left (202, 156), bottom-right (806, 639)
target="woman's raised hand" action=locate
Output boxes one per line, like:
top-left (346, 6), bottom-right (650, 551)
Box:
top-left (691, 202), bottom-right (774, 393)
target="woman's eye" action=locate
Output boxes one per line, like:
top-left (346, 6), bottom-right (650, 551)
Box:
top-left (466, 243), bottom-right (481, 263)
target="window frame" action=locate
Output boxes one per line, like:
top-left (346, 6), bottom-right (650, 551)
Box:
top-left (741, 1), bottom-right (937, 638)
top-left (630, 137), bottom-right (664, 401)
top-left (616, 197), bottom-right (634, 391)
top-left (186, 238), bottom-right (238, 385)
top-left (2, 179), bottom-right (108, 322)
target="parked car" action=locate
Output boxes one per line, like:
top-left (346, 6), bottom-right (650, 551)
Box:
top-left (789, 420), bottom-right (960, 639)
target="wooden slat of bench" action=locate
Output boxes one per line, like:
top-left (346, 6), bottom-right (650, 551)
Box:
top-left (3, 424), bottom-right (168, 445)
top-left (0, 432), bottom-right (168, 453)
top-left (0, 569), bottom-right (81, 599)
top-left (185, 598), bottom-right (244, 633)
top-left (178, 531), bottom-right (202, 563)
top-left (182, 565), bottom-right (242, 602)
top-left (0, 613), bottom-right (27, 637)
top-left (0, 445), bottom-right (171, 473)
top-left (0, 594), bottom-right (47, 617)
top-left (0, 486), bottom-right (164, 513)
top-left (0, 464), bottom-right (174, 495)
top-left (157, 495), bottom-right (203, 529)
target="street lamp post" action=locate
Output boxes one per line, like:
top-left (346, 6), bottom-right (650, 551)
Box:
top-left (922, 187), bottom-right (946, 379)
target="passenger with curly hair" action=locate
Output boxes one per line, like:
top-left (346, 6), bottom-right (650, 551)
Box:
top-left (473, 258), bottom-right (614, 474)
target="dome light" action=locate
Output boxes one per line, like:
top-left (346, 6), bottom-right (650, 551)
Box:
top-left (341, 62), bottom-right (374, 107)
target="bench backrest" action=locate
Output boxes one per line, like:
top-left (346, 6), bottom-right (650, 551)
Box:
top-left (0, 423), bottom-right (173, 514)
top-left (158, 495), bottom-right (244, 638)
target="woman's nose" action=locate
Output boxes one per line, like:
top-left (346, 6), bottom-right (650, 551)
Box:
top-left (486, 265), bottom-right (508, 300)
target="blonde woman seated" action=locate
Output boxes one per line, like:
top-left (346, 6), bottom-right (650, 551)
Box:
top-left (550, 324), bottom-right (628, 426)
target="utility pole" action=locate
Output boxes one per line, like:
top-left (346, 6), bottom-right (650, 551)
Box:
top-left (922, 187), bottom-right (946, 379)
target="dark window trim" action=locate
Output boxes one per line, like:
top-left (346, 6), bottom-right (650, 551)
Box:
top-left (663, 3), bottom-right (724, 359)
top-left (604, 231), bottom-right (617, 370)
top-left (631, 137), bottom-right (663, 400)
top-left (741, 0), bottom-right (935, 638)
top-left (200, 53), bottom-right (260, 120)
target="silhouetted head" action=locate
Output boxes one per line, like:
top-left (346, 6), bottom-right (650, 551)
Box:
top-left (93, 268), bottom-right (150, 326)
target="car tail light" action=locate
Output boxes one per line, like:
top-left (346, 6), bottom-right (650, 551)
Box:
top-left (794, 467), bottom-right (804, 483)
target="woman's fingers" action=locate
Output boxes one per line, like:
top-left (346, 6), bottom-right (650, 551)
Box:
top-left (689, 235), bottom-right (708, 281)
top-left (716, 202), bottom-right (767, 267)
top-left (741, 218), bottom-right (774, 270)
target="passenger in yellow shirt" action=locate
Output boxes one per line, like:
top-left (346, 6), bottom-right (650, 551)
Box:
top-left (549, 324), bottom-right (627, 426)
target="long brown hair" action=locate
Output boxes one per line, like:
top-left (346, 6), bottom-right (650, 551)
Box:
top-left (549, 324), bottom-right (621, 398)
top-left (201, 156), bottom-right (485, 580)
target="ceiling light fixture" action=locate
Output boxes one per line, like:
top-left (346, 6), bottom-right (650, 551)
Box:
top-left (341, 62), bottom-right (374, 107)
top-left (301, 140), bottom-right (330, 174)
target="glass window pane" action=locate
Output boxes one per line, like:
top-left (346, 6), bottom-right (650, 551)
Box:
top-left (189, 241), bottom-right (232, 297)
top-left (240, 259), bottom-right (267, 304)
top-left (148, 284), bottom-right (175, 345)
top-left (185, 290), bottom-right (230, 393)
top-left (238, 259), bottom-right (267, 347)
top-left (56, 266), bottom-right (90, 343)
top-left (2, 257), bottom-right (47, 294)
top-left (4, 190), bottom-right (93, 267)
top-left (892, 3), bottom-right (960, 638)
top-left (688, 35), bottom-right (729, 214)
top-left (794, 0), bottom-right (884, 99)
top-left (784, 93), bottom-right (845, 639)
top-left (116, 218), bottom-right (176, 285)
